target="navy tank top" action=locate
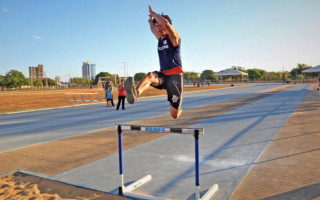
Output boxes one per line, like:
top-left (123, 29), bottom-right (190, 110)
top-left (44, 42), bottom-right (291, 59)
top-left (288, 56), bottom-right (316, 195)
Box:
top-left (157, 34), bottom-right (182, 72)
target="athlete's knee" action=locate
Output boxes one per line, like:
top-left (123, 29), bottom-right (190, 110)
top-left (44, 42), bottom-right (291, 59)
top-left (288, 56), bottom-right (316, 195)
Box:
top-left (171, 111), bottom-right (181, 119)
top-left (171, 113), bottom-right (179, 119)
top-left (170, 107), bottom-right (182, 119)
top-left (146, 72), bottom-right (156, 80)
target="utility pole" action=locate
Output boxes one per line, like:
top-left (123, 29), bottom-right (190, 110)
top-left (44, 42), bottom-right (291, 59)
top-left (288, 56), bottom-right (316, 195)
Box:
top-left (120, 61), bottom-right (128, 78)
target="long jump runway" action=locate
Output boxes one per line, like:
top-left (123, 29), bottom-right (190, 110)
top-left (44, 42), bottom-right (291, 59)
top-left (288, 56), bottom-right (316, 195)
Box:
top-left (51, 85), bottom-right (310, 200)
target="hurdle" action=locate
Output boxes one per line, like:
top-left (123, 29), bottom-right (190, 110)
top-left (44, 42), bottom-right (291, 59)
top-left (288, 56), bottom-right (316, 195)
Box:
top-left (65, 93), bottom-right (100, 102)
top-left (116, 124), bottom-right (218, 200)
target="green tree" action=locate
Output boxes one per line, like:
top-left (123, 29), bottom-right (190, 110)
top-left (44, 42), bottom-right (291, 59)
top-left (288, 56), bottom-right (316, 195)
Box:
top-left (4, 70), bottom-right (29, 88)
top-left (42, 78), bottom-right (56, 86)
top-left (296, 74), bottom-right (304, 80)
top-left (247, 69), bottom-right (262, 82)
top-left (71, 77), bottom-right (87, 85)
top-left (290, 63), bottom-right (313, 79)
top-left (94, 72), bottom-right (112, 85)
top-left (231, 66), bottom-right (247, 73)
top-left (33, 80), bottom-right (43, 87)
top-left (184, 72), bottom-right (199, 81)
top-left (258, 69), bottom-right (267, 80)
top-left (265, 72), bottom-right (281, 80)
top-left (110, 74), bottom-right (120, 86)
top-left (134, 72), bottom-right (147, 81)
top-left (200, 70), bottom-right (214, 81)
top-left (0, 75), bottom-right (4, 86)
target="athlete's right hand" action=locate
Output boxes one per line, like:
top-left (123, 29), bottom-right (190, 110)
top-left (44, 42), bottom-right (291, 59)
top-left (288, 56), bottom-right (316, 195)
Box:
top-left (148, 5), bottom-right (154, 17)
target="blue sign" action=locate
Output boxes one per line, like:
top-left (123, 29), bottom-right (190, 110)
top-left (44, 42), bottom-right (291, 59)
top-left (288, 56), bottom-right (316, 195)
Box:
top-left (145, 127), bottom-right (166, 132)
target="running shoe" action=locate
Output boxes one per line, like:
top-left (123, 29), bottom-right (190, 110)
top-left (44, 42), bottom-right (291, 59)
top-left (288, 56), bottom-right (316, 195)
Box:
top-left (124, 77), bottom-right (137, 104)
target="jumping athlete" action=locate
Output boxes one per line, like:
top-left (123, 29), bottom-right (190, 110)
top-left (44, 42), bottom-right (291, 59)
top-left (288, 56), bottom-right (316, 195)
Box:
top-left (125, 5), bottom-right (183, 119)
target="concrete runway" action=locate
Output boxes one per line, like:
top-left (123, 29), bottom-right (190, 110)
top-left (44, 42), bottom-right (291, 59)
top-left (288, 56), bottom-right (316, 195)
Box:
top-left (49, 84), bottom-right (310, 200)
top-left (0, 83), bottom-right (282, 153)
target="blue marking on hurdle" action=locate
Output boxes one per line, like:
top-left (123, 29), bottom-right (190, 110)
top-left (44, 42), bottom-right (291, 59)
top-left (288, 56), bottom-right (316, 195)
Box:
top-left (115, 124), bottom-right (218, 200)
top-left (145, 127), bottom-right (165, 132)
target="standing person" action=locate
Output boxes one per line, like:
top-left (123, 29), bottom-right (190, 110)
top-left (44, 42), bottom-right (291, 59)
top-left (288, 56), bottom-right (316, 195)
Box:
top-left (124, 5), bottom-right (183, 119)
top-left (104, 81), bottom-right (115, 107)
top-left (117, 80), bottom-right (126, 110)
top-left (104, 81), bottom-right (112, 107)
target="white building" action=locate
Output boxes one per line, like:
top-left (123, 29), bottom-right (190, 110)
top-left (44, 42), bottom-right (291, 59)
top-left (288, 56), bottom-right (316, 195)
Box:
top-left (82, 61), bottom-right (96, 81)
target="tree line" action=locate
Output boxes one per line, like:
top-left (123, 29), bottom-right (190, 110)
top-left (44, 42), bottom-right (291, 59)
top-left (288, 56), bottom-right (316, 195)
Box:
top-left (1, 63), bottom-right (318, 89)
top-left (185, 64), bottom-right (318, 82)
top-left (0, 70), bottom-right (57, 89)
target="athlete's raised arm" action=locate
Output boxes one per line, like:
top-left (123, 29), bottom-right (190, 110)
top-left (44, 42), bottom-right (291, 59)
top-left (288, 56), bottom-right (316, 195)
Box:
top-left (148, 12), bottom-right (160, 40)
top-left (148, 5), bottom-right (180, 46)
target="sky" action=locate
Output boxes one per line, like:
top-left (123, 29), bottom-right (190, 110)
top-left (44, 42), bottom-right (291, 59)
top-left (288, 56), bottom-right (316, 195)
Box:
top-left (1, 0), bottom-right (320, 81)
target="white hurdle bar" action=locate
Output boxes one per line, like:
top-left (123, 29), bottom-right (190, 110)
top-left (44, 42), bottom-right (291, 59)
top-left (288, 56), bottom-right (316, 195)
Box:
top-left (65, 93), bottom-right (100, 102)
top-left (115, 124), bottom-right (218, 200)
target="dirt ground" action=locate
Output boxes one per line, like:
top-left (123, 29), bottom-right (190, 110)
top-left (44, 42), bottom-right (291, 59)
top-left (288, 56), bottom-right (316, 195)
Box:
top-left (0, 85), bottom-right (235, 114)
top-left (230, 84), bottom-right (320, 200)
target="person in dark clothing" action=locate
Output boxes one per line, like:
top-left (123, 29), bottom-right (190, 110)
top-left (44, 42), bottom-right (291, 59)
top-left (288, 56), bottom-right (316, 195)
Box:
top-left (124, 5), bottom-right (183, 119)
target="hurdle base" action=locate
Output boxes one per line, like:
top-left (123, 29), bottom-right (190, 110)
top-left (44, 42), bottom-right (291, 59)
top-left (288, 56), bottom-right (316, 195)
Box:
top-left (120, 174), bottom-right (167, 200)
top-left (198, 184), bottom-right (219, 200)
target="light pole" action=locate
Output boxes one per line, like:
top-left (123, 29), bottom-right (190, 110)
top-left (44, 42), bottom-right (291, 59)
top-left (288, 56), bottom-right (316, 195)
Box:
top-left (120, 61), bottom-right (128, 78)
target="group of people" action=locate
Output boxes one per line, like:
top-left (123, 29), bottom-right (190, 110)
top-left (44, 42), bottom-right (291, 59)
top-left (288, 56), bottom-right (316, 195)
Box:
top-left (104, 80), bottom-right (126, 110)
top-left (193, 81), bottom-right (211, 87)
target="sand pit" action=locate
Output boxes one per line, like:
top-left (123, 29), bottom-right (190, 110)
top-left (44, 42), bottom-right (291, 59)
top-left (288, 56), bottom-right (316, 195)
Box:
top-left (0, 171), bottom-right (130, 200)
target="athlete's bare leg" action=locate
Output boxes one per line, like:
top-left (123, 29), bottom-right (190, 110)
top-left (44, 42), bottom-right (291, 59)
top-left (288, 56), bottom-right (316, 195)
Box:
top-left (136, 72), bottom-right (160, 95)
top-left (170, 106), bottom-right (182, 119)
top-left (125, 72), bottom-right (160, 104)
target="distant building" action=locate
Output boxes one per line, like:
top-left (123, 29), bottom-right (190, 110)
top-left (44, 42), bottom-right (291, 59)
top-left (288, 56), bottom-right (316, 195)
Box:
top-left (55, 76), bottom-right (61, 83)
top-left (29, 64), bottom-right (44, 80)
top-left (82, 61), bottom-right (96, 81)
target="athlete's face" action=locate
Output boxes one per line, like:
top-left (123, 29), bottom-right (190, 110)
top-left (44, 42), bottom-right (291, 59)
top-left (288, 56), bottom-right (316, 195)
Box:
top-left (155, 22), bottom-right (167, 36)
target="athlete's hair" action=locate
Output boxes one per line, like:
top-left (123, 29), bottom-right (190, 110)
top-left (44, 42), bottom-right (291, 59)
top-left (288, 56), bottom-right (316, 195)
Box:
top-left (152, 13), bottom-right (172, 26)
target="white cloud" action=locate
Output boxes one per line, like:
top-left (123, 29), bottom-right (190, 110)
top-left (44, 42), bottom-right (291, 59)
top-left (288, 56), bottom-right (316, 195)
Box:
top-left (2, 8), bottom-right (9, 12)
top-left (32, 36), bottom-right (42, 40)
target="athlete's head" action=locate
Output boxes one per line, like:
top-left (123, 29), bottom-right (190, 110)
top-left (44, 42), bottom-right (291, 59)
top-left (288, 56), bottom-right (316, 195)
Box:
top-left (153, 14), bottom-right (172, 36)
top-left (152, 14), bottom-right (172, 25)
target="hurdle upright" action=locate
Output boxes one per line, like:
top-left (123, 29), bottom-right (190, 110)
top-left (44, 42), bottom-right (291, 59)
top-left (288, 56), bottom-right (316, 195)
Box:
top-left (115, 124), bottom-right (218, 200)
